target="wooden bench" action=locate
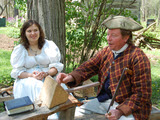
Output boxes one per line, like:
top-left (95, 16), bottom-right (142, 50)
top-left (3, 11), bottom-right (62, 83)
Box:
top-left (1, 85), bottom-right (160, 120)
top-left (0, 86), bottom-right (13, 103)
top-left (0, 95), bottom-right (79, 120)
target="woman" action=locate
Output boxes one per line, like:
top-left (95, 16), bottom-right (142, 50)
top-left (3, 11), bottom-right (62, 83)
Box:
top-left (10, 20), bottom-right (64, 102)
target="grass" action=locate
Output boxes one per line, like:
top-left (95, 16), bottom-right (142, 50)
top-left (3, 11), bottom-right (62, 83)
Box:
top-left (0, 49), bottom-right (13, 86)
top-left (143, 49), bottom-right (160, 109)
top-left (0, 103), bottom-right (5, 112)
top-left (0, 27), bottom-right (20, 38)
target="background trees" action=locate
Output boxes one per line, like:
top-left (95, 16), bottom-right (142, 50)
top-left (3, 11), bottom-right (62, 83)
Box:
top-left (141, 0), bottom-right (160, 24)
top-left (27, 0), bottom-right (66, 71)
top-left (65, 0), bottom-right (139, 71)
top-left (1, 0), bottom-right (160, 71)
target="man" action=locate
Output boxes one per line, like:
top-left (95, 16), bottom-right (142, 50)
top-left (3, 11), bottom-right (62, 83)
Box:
top-left (56, 15), bottom-right (152, 120)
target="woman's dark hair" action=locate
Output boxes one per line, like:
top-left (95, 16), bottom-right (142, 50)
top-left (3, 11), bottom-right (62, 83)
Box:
top-left (120, 29), bottom-right (133, 45)
top-left (20, 20), bottom-right (45, 49)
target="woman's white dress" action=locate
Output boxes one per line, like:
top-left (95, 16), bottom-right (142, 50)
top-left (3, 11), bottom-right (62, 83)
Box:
top-left (10, 40), bottom-right (64, 102)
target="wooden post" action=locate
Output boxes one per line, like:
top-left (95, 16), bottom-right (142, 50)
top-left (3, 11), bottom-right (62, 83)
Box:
top-left (59, 106), bottom-right (76, 120)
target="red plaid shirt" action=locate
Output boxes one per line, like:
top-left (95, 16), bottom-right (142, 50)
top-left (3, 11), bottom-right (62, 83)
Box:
top-left (70, 45), bottom-right (152, 120)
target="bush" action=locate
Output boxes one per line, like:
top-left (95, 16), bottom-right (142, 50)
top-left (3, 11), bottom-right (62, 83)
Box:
top-left (7, 28), bottom-right (20, 39)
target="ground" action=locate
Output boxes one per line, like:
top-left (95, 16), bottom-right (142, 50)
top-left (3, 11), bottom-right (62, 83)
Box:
top-left (0, 34), bottom-right (18, 51)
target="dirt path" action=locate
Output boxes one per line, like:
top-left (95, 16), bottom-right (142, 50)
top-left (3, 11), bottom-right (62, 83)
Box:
top-left (0, 34), bottom-right (18, 51)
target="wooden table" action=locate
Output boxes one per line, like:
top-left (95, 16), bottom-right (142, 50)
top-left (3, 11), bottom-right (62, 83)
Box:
top-left (0, 95), bottom-right (79, 120)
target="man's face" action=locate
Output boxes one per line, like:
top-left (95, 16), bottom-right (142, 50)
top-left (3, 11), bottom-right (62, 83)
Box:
top-left (107, 29), bottom-right (129, 51)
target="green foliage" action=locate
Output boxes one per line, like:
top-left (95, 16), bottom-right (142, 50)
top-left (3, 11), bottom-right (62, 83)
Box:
top-left (142, 48), bottom-right (160, 109)
top-left (152, 74), bottom-right (160, 109)
top-left (0, 26), bottom-right (20, 39)
top-left (143, 31), bottom-right (160, 39)
top-left (6, 17), bottom-right (16, 27)
top-left (7, 28), bottom-right (20, 39)
top-left (139, 26), bottom-right (160, 49)
top-left (65, 0), bottom-right (140, 69)
top-left (6, 17), bottom-right (23, 28)
top-left (151, 62), bottom-right (160, 109)
top-left (14, 0), bottom-right (27, 16)
top-left (0, 103), bottom-right (5, 112)
top-left (0, 50), bottom-right (14, 86)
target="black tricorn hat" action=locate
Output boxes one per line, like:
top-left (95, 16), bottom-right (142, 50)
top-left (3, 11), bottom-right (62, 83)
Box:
top-left (101, 15), bottom-right (143, 31)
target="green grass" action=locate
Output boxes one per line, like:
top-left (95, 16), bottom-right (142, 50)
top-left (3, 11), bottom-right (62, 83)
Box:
top-left (0, 27), bottom-right (20, 38)
top-left (0, 49), bottom-right (13, 86)
top-left (142, 48), bottom-right (160, 109)
top-left (0, 103), bottom-right (5, 113)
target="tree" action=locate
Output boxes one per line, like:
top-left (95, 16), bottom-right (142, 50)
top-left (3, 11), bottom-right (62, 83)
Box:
top-left (141, 0), bottom-right (160, 22)
top-left (141, 0), bottom-right (146, 21)
top-left (157, 0), bottom-right (160, 25)
top-left (14, 0), bottom-right (19, 17)
top-left (27, 0), bottom-right (66, 71)
top-left (0, 0), bottom-right (12, 17)
top-left (65, 0), bottom-right (138, 71)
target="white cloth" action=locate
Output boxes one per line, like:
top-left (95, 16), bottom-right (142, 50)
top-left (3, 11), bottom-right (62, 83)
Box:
top-left (75, 98), bottom-right (134, 120)
top-left (11, 40), bottom-right (64, 102)
top-left (112, 43), bottom-right (128, 58)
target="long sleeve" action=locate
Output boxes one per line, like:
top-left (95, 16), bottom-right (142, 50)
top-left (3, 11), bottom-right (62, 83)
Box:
top-left (44, 40), bottom-right (64, 72)
top-left (10, 45), bottom-right (27, 79)
top-left (69, 49), bottom-right (104, 87)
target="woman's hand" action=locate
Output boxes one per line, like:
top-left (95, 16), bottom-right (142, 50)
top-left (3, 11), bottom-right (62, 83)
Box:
top-left (105, 109), bottom-right (123, 120)
top-left (32, 71), bottom-right (44, 80)
top-left (56, 73), bottom-right (74, 84)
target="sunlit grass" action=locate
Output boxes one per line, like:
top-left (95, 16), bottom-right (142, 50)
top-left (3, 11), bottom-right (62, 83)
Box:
top-left (0, 27), bottom-right (20, 38)
top-left (0, 49), bottom-right (13, 86)
top-left (142, 48), bottom-right (160, 109)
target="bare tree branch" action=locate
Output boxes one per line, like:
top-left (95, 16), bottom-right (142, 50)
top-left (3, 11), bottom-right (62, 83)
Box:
top-left (0, 1), bottom-right (12, 16)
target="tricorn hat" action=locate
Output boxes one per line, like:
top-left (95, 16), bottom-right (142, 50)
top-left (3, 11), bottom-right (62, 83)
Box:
top-left (101, 15), bottom-right (143, 31)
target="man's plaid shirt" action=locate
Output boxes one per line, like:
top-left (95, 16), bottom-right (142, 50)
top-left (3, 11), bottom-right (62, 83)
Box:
top-left (70, 45), bottom-right (152, 120)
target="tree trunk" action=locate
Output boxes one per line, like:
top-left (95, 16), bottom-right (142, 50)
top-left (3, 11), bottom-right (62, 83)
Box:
top-left (141, 0), bottom-right (146, 22)
top-left (158, 0), bottom-right (160, 25)
top-left (27, 0), bottom-right (66, 71)
top-left (14, 1), bottom-right (19, 17)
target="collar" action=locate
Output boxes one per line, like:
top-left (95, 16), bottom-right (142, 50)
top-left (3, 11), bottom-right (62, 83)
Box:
top-left (112, 44), bottom-right (128, 58)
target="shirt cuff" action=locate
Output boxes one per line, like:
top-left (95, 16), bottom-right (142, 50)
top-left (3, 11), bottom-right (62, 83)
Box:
top-left (66, 71), bottom-right (82, 87)
top-left (116, 104), bottom-right (132, 116)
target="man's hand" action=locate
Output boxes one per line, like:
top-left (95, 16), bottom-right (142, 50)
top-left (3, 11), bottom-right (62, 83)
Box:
top-left (56, 73), bottom-right (74, 84)
top-left (105, 109), bottom-right (123, 120)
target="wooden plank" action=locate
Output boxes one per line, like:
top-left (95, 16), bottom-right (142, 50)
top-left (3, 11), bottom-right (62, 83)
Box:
top-left (66, 82), bottom-right (100, 93)
top-left (0, 86), bottom-right (13, 94)
top-left (59, 106), bottom-right (76, 120)
top-left (0, 95), bottom-right (14, 102)
top-left (0, 95), bottom-right (80, 120)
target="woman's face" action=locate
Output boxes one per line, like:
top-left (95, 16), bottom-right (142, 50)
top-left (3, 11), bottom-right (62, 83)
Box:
top-left (25, 24), bottom-right (40, 45)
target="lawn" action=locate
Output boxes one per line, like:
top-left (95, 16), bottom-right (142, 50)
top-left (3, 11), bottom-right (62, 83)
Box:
top-left (0, 49), bottom-right (13, 86)
top-left (143, 49), bottom-right (160, 108)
